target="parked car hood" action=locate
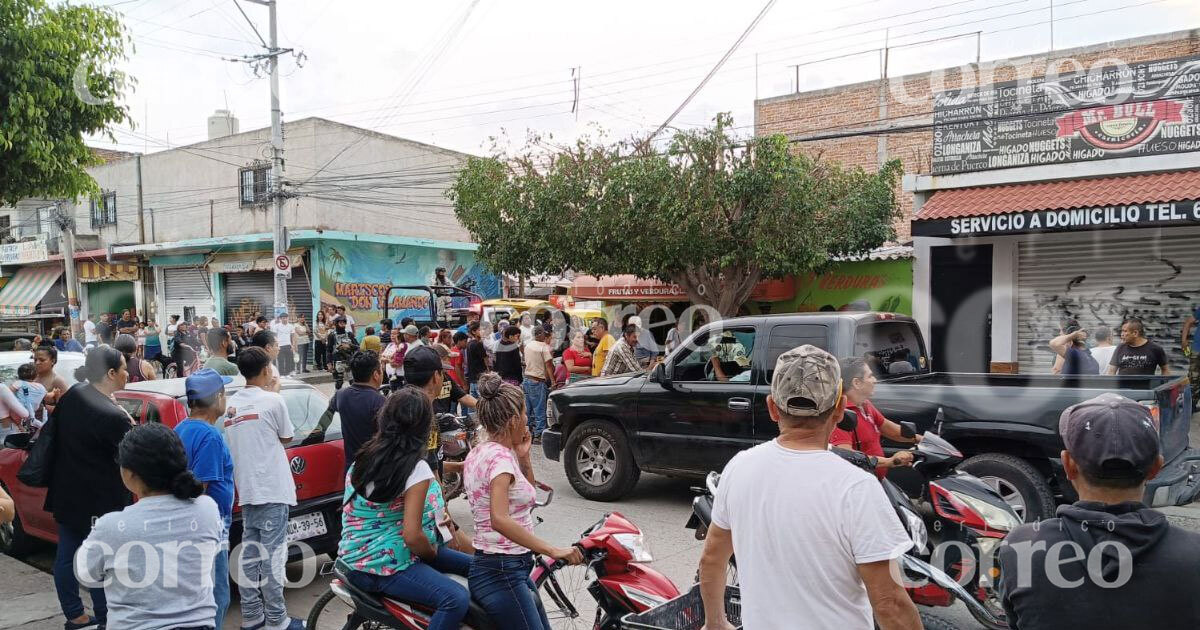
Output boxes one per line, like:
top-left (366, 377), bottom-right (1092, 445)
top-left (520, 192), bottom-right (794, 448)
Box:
top-left (567, 373), bottom-right (644, 387)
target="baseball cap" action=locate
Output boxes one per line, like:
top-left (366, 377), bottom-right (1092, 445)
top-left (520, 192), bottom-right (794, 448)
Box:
top-left (1059, 393), bottom-right (1160, 479)
top-left (185, 368), bottom-right (233, 402)
top-left (404, 345), bottom-right (442, 376)
top-left (403, 324), bottom-right (420, 336)
top-left (770, 345), bottom-right (842, 416)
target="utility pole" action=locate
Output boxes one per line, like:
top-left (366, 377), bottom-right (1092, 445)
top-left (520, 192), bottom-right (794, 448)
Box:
top-left (54, 204), bottom-right (80, 337)
top-left (136, 154), bottom-right (146, 243)
top-left (244, 0), bottom-right (290, 317)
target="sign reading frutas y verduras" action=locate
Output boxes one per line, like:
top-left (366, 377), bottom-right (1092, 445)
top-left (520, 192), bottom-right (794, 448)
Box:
top-left (0, 236), bottom-right (49, 265)
top-left (932, 54), bottom-right (1200, 175)
top-left (913, 200), bottom-right (1200, 237)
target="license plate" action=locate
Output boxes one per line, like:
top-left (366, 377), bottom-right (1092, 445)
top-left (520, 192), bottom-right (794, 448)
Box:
top-left (286, 512), bottom-right (327, 543)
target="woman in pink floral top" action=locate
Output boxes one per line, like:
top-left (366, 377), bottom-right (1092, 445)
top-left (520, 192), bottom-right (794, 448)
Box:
top-left (464, 373), bottom-right (584, 630)
top-left (338, 387), bottom-right (472, 630)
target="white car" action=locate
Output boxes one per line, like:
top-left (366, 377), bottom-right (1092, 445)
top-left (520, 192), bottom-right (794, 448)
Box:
top-left (0, 350), bottom-right (85, 387)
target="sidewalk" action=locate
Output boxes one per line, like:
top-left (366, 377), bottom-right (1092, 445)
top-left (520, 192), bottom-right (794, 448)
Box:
top-left (0, 555), bottom-right (62, 630)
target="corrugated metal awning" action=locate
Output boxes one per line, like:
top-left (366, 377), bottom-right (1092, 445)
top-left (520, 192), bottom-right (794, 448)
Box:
top-left (0, 266), bottom-right (64, 317)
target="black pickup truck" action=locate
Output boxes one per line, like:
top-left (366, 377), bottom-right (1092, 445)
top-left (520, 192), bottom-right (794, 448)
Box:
top-left (542, 312), bottom-right (1199, 521)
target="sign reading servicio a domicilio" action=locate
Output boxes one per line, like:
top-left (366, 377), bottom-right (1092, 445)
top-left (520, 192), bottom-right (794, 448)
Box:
top-left (913, 201), bottom-right (1200, 237)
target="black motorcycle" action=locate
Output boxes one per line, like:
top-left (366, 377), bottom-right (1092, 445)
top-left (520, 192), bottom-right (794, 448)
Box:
top-left (687, 410), bottom-right (1016, 630)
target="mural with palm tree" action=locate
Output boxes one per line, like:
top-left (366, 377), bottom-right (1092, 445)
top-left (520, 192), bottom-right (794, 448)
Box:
top-left (319, 240), bottom-right (501, 325)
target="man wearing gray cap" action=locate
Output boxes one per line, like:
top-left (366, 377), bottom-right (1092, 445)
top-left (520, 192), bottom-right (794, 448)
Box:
top-left (697, 345), bottom-right (919, 630)
top-left (997, 393), bottom-right (1200, 629)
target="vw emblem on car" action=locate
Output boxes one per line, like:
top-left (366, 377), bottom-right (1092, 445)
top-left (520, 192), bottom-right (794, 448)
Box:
top-left (290, 456), bottom-right (306, 474)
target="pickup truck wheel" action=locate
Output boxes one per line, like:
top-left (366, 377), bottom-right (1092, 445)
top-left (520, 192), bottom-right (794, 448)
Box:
top-left (960, 453), bottom-right (1056, 522)
top-left (563, 420), bottom-right (639, 502)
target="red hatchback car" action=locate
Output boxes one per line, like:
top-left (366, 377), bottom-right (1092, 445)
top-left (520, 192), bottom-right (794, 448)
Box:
top-left (0, 377), bottom-right (346, 560)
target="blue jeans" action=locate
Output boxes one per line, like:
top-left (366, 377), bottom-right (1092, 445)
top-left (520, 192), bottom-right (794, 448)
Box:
top-left (54, 523), bottom-right (107, 622)
top-left (522, 379), bottom-right (548, 436)
top-left (213, 539), bottom-right (230, 629)
top-left (468, 383), bottom-right (479, 419)
top-left (348, 546), bottom-right (472, 630)
top-left (237, 503), bottom-right (290, 627)
top-left (469, 552), bottom-right (549, 630)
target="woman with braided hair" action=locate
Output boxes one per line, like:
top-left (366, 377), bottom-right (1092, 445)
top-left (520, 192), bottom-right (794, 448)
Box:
top-left (464, 373), bottom-right (584, 630)
top-left (74, 422), bottom-right (224, 630)
top-left (337, 386), bottom-right (472, 630)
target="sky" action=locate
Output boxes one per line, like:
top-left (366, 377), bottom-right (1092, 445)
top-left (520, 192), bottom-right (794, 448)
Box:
top-left (88, 0), bottom-right (1200, 158)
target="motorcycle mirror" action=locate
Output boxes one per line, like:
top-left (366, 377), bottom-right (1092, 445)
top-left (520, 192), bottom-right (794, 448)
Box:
top-left (899, 421), bottom-right (917, 439)
top-left (837, 409), bottom-right (858, 432)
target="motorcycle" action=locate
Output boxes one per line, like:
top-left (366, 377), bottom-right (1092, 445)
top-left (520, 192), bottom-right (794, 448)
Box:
top-left (686, 410), bottom-right (1018, 630)
top-left (435, 413), bottom-right (477, 501)
top-left (307, 481), bottom-right (679, 630)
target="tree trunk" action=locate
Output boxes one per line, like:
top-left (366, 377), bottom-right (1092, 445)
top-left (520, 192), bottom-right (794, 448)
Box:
top-left (672, 265), bottom-right (762, 319)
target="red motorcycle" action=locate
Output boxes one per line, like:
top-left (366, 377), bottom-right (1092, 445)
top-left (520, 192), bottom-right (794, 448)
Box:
top-left (305, 484), bottom-right (679, 630)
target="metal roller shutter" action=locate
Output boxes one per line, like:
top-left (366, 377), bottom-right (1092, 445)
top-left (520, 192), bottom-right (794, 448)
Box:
top-left (163, 267), bottom-right (216, 323)
top-left (1017, 231), bottom-right (1199, 373)
top-left (223, 270), bottom-right (313, 327)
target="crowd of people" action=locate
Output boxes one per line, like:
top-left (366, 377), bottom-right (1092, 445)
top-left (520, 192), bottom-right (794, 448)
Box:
top-left (4, 306), bottom-right (1197, 630)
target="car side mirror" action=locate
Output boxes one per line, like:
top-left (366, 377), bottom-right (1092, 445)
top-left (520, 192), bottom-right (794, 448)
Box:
top-left (899, 421), bottom-right (918, 439)
top-left (838, 409), bottom-right (858, 432)
top-left (3, 432), bottom-right (32, 450)
top-left (655, 362), bottom-right (673, 390)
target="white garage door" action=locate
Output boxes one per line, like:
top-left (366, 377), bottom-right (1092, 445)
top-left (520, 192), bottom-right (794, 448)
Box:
top-left (163, 267), bottom-right (216, 324)
top-left (1016, 229), bottom-right (1199, 373)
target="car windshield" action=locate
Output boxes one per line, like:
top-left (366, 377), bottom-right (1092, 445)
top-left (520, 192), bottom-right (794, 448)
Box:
top-left (183, 386), bottom-right (341, 442)
top-left (0, 352), bottom-right (84, 387)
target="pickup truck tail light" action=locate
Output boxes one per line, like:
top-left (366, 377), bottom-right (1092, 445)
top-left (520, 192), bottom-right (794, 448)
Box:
top-left (1138, 401), bottom-right (1161, 430)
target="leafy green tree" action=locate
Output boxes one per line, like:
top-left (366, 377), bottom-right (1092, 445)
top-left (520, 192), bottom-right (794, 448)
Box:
top-left (0, 0), bottom-right (131, 205)
top-left (450, 114), bottom-right (902, 317)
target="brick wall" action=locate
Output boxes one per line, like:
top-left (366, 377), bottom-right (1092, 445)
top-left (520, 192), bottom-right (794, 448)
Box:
top-left (755, 29), bottom-right (1200, 244)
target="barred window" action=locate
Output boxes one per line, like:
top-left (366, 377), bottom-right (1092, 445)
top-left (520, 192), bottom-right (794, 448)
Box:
top-left (90, 192), bottom-right (117, 228)
top-left (239, 165), bottom-right (272, 206)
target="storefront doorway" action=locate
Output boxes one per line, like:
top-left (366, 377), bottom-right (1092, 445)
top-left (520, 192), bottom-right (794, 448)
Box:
top-left (930, 244), bottom-right (992, 373)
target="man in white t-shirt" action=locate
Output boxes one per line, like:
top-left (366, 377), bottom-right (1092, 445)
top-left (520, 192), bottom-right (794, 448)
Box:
top-left (271, 312), bottom-right (298, 376)
top-left (83, 316), bottom-right (98, 348)
top-left (224, 347), bottom-right (302, 630)
top-left (698, 345), bottom-right (920, 630)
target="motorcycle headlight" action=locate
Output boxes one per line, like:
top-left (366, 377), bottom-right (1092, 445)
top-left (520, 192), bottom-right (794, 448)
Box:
top-left (954, 491), bottom-right (1022, 533)
top-left (613, 532), bottom-right (655, 563)
top-left (899, 506), bottom-right (928, 555)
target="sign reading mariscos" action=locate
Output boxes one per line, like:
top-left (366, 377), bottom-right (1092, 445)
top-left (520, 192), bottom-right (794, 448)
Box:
top-left (913, 201), bottom-right (1200, 237)
top-left (932, 54), bottom-right (1200, 175)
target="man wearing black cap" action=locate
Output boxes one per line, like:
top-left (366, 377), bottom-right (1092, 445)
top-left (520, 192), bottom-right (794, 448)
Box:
top-left (404, 345), bottom-right (476, 476)
top-left (998, 393), bottom-right (1200, 629)
top-left (326, 316), bottom-right (359, 389)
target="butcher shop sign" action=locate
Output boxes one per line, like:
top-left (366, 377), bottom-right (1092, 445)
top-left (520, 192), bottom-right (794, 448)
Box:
top-left (932, 54), bottom-right (1200, 175)
top-left (913, 201), bottom-right (1200, 237)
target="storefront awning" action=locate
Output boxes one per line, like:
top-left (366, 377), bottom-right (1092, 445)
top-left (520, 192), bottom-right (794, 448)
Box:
top-left (913, 170), bottom-right (1200, 237)
top-left (572, 275), bottom-right (689, 302)
top-left (0, 266), bottom-right (64, 317)
top-left (208, 249), bottom-right (306, 273)
top-left (572, 275), bottom-right (795, 302)
top-left (78, 260), bottom-right (139, 283)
